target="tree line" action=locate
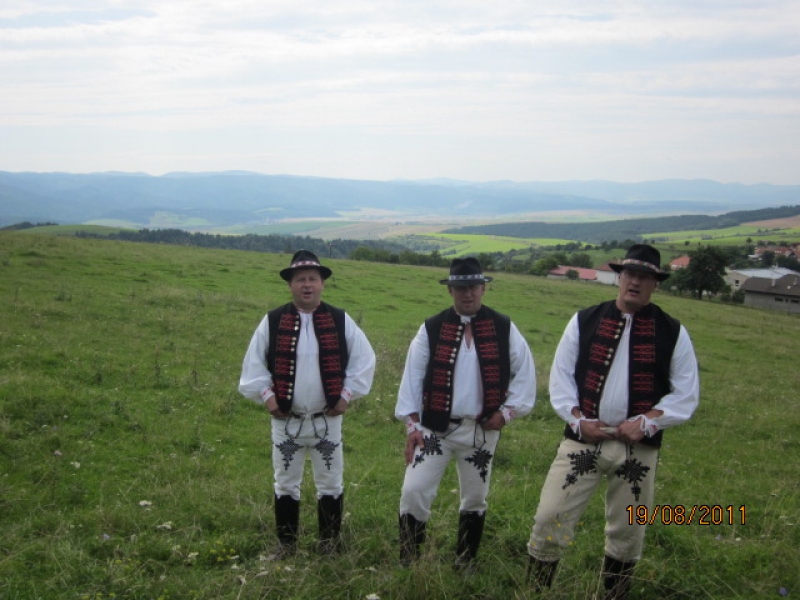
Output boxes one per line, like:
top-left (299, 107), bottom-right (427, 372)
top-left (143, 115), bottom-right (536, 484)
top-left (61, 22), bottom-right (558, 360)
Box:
top-left (445, 205), bottom-right (800, 243)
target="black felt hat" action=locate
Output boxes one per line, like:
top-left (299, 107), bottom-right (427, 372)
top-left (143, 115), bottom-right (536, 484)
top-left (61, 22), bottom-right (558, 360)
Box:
top-left (439, 257), bottom-right (493, 286)
top-left (279, 250), bottom-right (333, 281)
top-left (610, 244), bottom-right (670, 281)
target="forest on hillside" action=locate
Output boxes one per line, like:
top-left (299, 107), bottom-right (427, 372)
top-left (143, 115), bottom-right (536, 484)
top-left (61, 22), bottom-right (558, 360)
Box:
top-left (444, 205), bottom-right (800, 242)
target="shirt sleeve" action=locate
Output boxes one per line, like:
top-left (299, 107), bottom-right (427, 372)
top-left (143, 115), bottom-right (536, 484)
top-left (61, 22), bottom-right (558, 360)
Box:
top-left (548, 313), bottom-right (581, 422)
top-left (342, 313), bottom-right (377, 401)
top-left (652, 325), bottom-right (700, 428)
top-left (394, 324), bottom-right (429, 420)
top-left (238, 314), bottom-right (274, 405)
top-left (503, 321), bottom-right (537, 417)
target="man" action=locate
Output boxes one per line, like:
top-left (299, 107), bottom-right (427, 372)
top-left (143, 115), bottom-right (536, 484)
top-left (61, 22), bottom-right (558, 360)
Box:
top-left (396, 257), bottom-right (536, 570)
top-left (239, 250), bottom-right (376, 558)
top-left (527, 244), bottom-right (700, 599)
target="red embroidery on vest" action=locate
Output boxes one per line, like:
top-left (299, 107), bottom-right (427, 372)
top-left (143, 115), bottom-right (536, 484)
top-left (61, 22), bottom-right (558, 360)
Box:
top-left (439, 322), bottom-right (462, 342)
top-left (632, 372), bottom-right (655, 394)
top-left (318, 332), bottom-right (339, 350)
top-left (584, 370), bottom-right (604, 393)
top-left (632, 343), bottom-right (656, 363)
top-left (634, 316), bottom-right (656, 337)
top-left (589, 342), bottom-right (609, 365)
top-left (431, 390), bottom-right (450, 411)
top-left (435, 344), bottom-right (456, 362)
top-left (597, 318), bottom-right (620, 339)
top-left (482, 364), bottom-right (501, 384)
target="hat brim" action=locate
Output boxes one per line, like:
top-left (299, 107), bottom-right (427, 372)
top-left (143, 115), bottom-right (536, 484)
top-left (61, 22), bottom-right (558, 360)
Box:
top-left (610, 263), bottom-right (669, 281)
top-left (280, 265), bottom-right (333, 281)
top-left (439, 276), bottom-right (493, 286)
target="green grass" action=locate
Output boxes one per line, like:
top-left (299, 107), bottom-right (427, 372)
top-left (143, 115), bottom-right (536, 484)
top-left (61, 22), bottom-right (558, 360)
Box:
top-left (644, 224), bottom-right (800, 245)
top-left (400, 234), bottom-right (573, 256)
top-left (0, 232), bottom-right (798, 599)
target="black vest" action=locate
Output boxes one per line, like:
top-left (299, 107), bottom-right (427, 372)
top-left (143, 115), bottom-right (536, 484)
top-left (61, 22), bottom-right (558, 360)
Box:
top-left (266, 302), bottom-right (349, 413)
top-left (564, 300), bottom-right (680, 448)
top-left (421, 305), bottom-right (511, 432)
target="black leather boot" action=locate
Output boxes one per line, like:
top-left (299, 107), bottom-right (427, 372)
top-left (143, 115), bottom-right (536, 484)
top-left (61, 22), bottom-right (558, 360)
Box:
top-left (399, 513), bottom-right (426, 566)
top-left (454, 511), bottom-right (486, 572)
top-left (527, 556), bottom-right (559, 591)
top-left (273, 494), bottom-right (300, 559)
top-left (317, 493), bottom-right (343, 555)
top-left (602, 555), bottom-right (636, 600)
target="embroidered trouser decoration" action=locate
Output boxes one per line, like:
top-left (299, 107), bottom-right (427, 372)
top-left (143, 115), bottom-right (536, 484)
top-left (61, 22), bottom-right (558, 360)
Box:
top-left (563, 447), bottom-right (599, 489)
top-left (412, 434), bottom-right (443, 468)
top-left (315, 438), bottom-right (339, 470)
top-left (614, 445), bottom-right (651, 501)
top-left (276, 438), bottom-right (302, 470)
top-left (465, 448), bottom-right (494, 482)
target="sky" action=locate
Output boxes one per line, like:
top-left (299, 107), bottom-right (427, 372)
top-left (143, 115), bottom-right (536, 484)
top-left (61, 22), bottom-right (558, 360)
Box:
top-left (1, 1), bottom-right (799, 185)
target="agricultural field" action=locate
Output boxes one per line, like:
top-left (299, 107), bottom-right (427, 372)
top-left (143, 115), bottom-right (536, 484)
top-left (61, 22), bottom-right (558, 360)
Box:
top-left (645, 215), bottom-right (800, 247)
top-left (396, 233), bottom-right (569, 256)
top-left (0, 232), bottom-right (798, 599)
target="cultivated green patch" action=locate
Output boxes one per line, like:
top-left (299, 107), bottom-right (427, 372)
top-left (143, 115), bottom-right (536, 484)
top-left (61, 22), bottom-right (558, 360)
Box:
top-left (0, 233), bottom-right (798, 599)
top-left (645, 224), bottom-right (800, 246)
top-left (397, 233), bottom-right (574, 256)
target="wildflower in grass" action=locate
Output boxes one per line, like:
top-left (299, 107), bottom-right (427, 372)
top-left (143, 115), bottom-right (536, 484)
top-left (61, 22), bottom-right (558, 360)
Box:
top-left (54, 450), bottom-right (62, 457)
top-left (70, 461), bottom-right (81, 469)
top-left (156, 522), bottom-right (173, 531)
top-left (139, 500), bottom-right (152, 507)
top-left (366, 595), bottom-right (381, 600)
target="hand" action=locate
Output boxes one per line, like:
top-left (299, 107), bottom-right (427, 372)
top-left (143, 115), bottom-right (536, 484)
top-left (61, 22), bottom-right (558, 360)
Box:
top-left (578, 419), bottom-right (617, 444)
top-left (265, 395), bottom-right (288, 419)
top-left (404, 430), bottom-right (424, 465)
top-left (615, 417), bottom-right (647, 444)
top-left (325, 397), bottom-right (349, 417)
top-left (482, 411), bottom-right (506, 431)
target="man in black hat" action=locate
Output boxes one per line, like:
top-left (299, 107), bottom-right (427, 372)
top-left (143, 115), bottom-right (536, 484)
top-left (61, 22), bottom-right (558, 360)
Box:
top-left (239, 250), bottom-right (376, 558)
top-left (395, 257), bottom-right (537, 570)
top-left (527, 244), bottom-right (700, 599)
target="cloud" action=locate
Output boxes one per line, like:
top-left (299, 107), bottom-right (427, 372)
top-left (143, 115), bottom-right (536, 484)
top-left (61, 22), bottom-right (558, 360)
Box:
top-left (0, 1), bottom-right (798, 183)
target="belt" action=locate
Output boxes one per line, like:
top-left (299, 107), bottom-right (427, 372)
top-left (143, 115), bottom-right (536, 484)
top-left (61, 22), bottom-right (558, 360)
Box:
top-left (290, 411), bottom-right (325, 419)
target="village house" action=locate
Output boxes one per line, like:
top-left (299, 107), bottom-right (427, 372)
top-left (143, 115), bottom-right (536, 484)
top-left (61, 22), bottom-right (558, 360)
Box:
top-left (725, 266), bottom-right (799, 291)
top-left (740, 273), bottom-right (800, 314)
top-left (670, 255), bottom-right (690, 271)
top-left (595, 262), bottom-right (618, 285)
top-left (751, 243), bottom-right (799, 261)
top-left (547, 265), bottom-right (598, 282)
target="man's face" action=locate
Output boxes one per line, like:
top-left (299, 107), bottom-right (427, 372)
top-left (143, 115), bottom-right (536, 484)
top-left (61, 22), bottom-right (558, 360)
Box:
top-left (616, 268), bottom-right (658, 313)
top-left (449, 284), bottom-right (485, 316)
top-left (289, 268), bottom-right (324, 311)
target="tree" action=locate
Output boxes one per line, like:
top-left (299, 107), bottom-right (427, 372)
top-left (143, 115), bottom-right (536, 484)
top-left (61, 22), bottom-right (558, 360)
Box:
top-left (567, 253), bottom-right (593, 268)
top-left (531, 255), bottom-right (560, 276)
top-left (671, 246), bottom-right (728, 299)
top-left (776, 254), bottom-right (800, 272)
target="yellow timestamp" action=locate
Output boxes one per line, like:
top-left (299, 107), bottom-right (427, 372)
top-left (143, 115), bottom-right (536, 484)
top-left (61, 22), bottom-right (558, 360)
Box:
top-left (626, 504), bottom-right (746, 526)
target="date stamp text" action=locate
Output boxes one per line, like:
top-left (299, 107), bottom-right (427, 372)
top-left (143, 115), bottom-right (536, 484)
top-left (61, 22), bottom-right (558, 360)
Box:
top-left (626, 505), bottom-right (746, 526)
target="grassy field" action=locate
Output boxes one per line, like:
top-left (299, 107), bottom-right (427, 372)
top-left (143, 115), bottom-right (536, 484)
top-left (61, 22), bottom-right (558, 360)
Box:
top-left (1, 232), bottom-right (798, 599)
top-left (645, 225), bottom-right (800, 246)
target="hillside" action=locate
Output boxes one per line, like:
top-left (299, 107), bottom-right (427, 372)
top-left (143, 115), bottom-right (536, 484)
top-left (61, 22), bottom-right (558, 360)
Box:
top-left (0, 231), bottom-right (798, 599)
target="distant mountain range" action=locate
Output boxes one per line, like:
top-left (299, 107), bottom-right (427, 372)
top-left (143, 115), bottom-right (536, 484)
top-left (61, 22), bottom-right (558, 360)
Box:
top-left (2, 170), bottom-right (799, 231)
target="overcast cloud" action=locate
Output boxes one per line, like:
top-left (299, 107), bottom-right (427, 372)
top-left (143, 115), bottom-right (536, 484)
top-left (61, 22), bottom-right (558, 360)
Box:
top-left (1, 0), bottom-right (798, 184)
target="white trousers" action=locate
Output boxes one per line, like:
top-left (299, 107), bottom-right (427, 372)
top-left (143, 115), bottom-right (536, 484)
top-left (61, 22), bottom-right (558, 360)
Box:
top-left (528, 438), bottom-right (659, 562)
top-left (399, 418), bottom-right (500, 522)
top-left (271, 412), bottom-right (344, 501)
